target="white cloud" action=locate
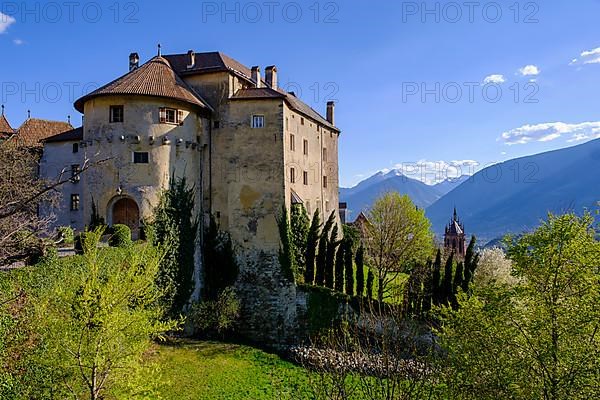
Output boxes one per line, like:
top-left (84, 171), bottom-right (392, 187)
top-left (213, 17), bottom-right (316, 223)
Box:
top-left (519, 65), bottom-right (540, 76)
top-left (483, 74), bottom-right (506, 84)
top-left (13, 38), bottom-right (23, 45)
top-left (500, 122), bottom-right (600, 145)
top-left (570, 47), bottom-right (600, 66)
top-left (0, 12), bottom-right (16, 34)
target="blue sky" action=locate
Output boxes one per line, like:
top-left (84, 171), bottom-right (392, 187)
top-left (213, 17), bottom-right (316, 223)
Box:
top-left (2, 0), bottom-right (600, 187)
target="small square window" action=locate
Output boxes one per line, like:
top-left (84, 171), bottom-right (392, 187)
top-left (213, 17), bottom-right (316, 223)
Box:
top-left (290, 134), bottom-right (295, 152)
top-left (301, 117), bottom-right (305, 125)
top-left (323, 176), bottom-right (328, 188)
top-left (325, 200), bottom-right (330, 213)
top-left (72, 143), bottom-right (79, 153)
top-left (70, 194), bottom-right (80, 211)
top-left (133, 152), bottom-right (149, 164)
top-left (159, 107), bottom-right (182, 125)
top-left (303, 171), bottom-right (309, 185)
top-left (290, 167), bottom-right (296, 183)
top-left (303, 139), bottom-right (309, 156)
top-left (251, 115), bottom-right (265, 129)
top-left (110, 105), bottom-right (124, 123)
top-left (323, 147), bottom-right (327, 162)
top-left (71, 164), bottom-right (81, 183)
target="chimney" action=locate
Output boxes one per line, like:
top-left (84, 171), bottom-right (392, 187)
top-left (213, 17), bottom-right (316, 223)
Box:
top-left (326, 101), bottom-right (335, 125)
top-left (187, 50), bottom-right (196, 69)
top-left (265, 65), bottom-right (278, 89)
top-left (251, 66), bottom-right (261, 88)
top-left (129, 52), bottom-right (139, 71)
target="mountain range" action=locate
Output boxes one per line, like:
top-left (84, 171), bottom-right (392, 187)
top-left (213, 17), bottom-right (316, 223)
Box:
top-left (341, 138), bottom-right (600, 243)
top-left (340, 170), bottom-right (468, 218)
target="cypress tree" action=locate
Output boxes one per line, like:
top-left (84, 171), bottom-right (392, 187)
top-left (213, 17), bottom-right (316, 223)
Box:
top-left (277, 205), bottom-right (296, 282)
top-left (344, 239), bottom-right (354, 296)
top-left (452, 261), bottom-right (464, 309)
top-left (152, 175), bottom-right (198, 316)
top-left (315, 211), bottom-right (335, 286)
top-left (325, 224), bottom-right (339, 289)
top-left (304, 209), bottom-right (321, 284)
top-left (462, 235), bottom-right (479, 292)
top-left (366, 268), bottom-right (374, 300)
top-left (334, 242), bottom-right (345, 292)
top-left (355, 245), bottom-right (365, 297)
top-left (432, 249), bottom-right (442, 306)
top-left (442, 251), bottom-right (454, 305)
top-left (454, 261), bottom-right (464, 293)
top-left (290, 204), bottom-right (309, 272)
top-left (422, 259), bottom-right (434, 313)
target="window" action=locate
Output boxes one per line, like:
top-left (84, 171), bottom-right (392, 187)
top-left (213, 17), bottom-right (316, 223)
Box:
top-left (285, 117), bottom-right (289, 131)
top-left (159, 107), bottom-right (183, 125)
top-left (301, 117), bottom-right (305, 125)
top-left (325, 201), bottom-right (330, 213)
top-left (303, 171), bottom-right (309, 185)
top-left (303, 139), bottom-right (309, 155)
top-left (70, 194), bottom-right (80, 211)
top-left (290, 134), bottom-right (295, 151)
top-left (251, 115), bottom-right (265, 128)
top-left (71, 164), bottom-right (81, 183)
top-left (133, 152), bottom-right (149, 164)
top-left (306, 201), bottom-right (311, 215)
top-left (72, 143), bottom-right (79, 153)
top-left (214, 121), bottom-right (220, 129)
top-left (109, 105), bottom-right (124, 123)
top-left (323, 176), bottom-right (328, 188)
top-left (290, 167), bottom-right (296, 183)
top-left (323, 147), bottom-right (328, 162)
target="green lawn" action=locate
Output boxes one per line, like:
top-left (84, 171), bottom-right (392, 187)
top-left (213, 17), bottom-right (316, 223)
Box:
top-left (145, 340), bottom-right (312, 400)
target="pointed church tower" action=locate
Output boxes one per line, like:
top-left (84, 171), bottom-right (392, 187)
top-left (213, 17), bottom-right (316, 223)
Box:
top-left (444, 207), bottom-right (467, 258)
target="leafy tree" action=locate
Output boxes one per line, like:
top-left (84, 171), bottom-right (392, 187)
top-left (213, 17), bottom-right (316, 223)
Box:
top-left (334, 242), bottom-right (344, 292)
top-left (276, 205), bottom-right (296, 282)
top-left (438, 212), bottom-right (600, 400)
top-left (315, 211), bottom-right (335, 286)
top-left (344, 239), bottom-right (354, 296)
top-left (474, 247), bottom-right (517, 287)
top-left (150, 175), bottom-right (198, 316)
top-left (364, 192), bottom-right (434, 303)
top-left (27, 229), bottom-right (177, 399)
top-left (203, 216), bottom-right (239, 301)
top-left (291, 204), bottom-right (309, 274)
top-left (304, 209), bottom-right (321, 284)
top-left (442, 251), bottom-right (454, 306)
top-left (355, 245), bottom-right (365, 297)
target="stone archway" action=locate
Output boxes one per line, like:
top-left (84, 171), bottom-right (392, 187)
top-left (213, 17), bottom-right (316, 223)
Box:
top-left (112, 197), bottom-right (140, 233)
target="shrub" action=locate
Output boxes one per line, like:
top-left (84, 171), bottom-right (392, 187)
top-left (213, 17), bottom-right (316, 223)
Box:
top-left (57, 226), bottom-right (74, 246)
top-left (190, 287), bottom-right (240, 338)
top-left (109, 224), bottom-right (132, 248)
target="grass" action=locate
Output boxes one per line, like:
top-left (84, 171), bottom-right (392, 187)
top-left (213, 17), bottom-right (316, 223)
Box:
top-left (144, 339), bottom-right (313, 400)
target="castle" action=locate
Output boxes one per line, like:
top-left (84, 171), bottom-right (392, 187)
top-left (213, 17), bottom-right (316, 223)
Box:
top-left (38, 49), bottom-right (341, 344)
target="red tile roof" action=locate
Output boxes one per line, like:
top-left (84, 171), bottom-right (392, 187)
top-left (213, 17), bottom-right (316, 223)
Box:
top-left (165, 51), bottom-right (254, 80)
top-left (74, 56), bottom-right (212, 113)
top-left (0, 114), bottom-right (14, 138)
top-left (232, 87), bottom-right (339, 131)
top-left (11, 118), bottom-right (73, 147)
top-left (43, 127), bottom-right (83, 143)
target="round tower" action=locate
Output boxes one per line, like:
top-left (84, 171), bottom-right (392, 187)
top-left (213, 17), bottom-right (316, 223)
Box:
top-left (74, 55), bottom-right (212, 235)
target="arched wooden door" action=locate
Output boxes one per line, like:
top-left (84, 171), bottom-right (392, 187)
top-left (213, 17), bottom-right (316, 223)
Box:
top-left (112, 198), bottom-right (140, 232)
